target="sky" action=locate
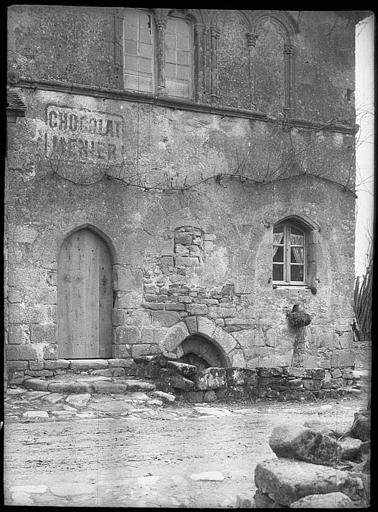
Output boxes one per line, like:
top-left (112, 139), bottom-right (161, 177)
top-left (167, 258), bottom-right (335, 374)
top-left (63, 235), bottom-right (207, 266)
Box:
top-left (355, 14), bottom-right (375, 276)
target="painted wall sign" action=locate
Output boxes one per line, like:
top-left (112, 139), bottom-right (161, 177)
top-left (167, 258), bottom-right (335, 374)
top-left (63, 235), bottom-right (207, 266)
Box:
top-left (45, 104), bottom-right (125, 164)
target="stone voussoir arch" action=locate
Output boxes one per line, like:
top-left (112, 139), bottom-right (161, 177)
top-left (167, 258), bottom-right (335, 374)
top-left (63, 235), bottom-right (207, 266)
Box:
top-left (250, 10), bottom-right (299, 43)
top-left (159, 316), bottom-right (246, 368)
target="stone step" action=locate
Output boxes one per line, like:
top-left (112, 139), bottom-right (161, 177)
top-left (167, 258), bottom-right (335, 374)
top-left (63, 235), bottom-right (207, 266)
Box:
top-left (22, 376), bottom-right (156, 394)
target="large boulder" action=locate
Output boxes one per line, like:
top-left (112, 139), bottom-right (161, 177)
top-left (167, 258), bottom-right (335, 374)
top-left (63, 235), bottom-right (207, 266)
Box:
top-left (195, 367), bottom-right (227, 391)
top-left (269, 425), bottom-right (339, 466)
top-left (289, 492), bottom-right (354, 508)
top-left (255, 458), bottom-right (365, 506)
top-left (350, 410), bottom-right (370, 441)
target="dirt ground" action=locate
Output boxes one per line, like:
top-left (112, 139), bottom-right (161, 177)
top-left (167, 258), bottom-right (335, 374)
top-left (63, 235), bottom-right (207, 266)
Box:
top-left (3, 394), bottom-right (368, 508)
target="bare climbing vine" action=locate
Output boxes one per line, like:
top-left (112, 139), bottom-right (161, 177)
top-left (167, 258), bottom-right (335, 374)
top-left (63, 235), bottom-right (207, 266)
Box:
top-left (41, 115), bottom-right (361, 198)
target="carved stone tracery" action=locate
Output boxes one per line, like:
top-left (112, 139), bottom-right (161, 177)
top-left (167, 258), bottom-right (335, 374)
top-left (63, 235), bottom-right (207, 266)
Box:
top-left (120, 9), bottom-right (297, 113)
top-left (154, 13), bottom-right (168, 96)
top-left (210, 26), bottom-right (220, 102)
top-left (246, 32), bottom-right (259, 109)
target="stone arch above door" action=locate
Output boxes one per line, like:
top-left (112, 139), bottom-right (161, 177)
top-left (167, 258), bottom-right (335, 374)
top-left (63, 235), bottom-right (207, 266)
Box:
top-left (159, 317), bottom-right (246, 368)
top-left (57, 227), bottom-right (113, 359)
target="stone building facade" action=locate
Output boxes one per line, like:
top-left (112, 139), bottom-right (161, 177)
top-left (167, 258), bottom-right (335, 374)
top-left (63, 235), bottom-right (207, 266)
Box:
top-left (5, 8), bottom-right (363, 383)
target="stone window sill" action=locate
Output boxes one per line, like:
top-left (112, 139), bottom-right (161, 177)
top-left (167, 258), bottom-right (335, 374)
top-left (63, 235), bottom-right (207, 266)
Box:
top-left (273, 284), bottom-right (309, 290)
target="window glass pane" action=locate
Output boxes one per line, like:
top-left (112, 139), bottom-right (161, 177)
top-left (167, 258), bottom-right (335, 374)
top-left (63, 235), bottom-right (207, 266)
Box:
top-left (124, 9), bottom-right (154, 93)
top-left (125, 24), bottom-right (138, 40)
top-left (125, 55), bottom-right (139, 71)
top-left (177, 50), bottom-right (190, 65)
top-left (273, 223), bottom-right (284, 233)
top-left (290, 225), bottom-right (303, 236)
top-left (165, 34), bottom-right (176, 50)
top-left (177, 32), bottom-right (190, 50)
top-left (166, 63), bottom-right (177, 78)
top-left (125, 9), bottom-right (138, 23)
top-left (291, 247), bottom-right (304, 263)
top-left (273, 245), bottom-right (284, 262)
top-left (165, 16), bottom-right (191, 98)
top-left (140, 21), bottom-right (152, 44)
top-left (166, 49), bottom-right (176, 63)
top-left (290, 226), bottom-right (304, 246)
top-left (139, 43), bottom-right (153, 58)
top-left (139, 57), bottom-right (153, 73)
top-left (290, 233), bottom-right (304, 246)
top-left (166, 79), bottom-right (190, 98)
top-left (273, 232), bottom-right (284, 245)
top-left (273, 264), bottom-right (284, 281)
top-left (124, 73), bottom-right (153, 93)
top-left (177, 65), bottom-right (190, 80)
top-left (290, 265), bottom-right (304, 282)
top-left (125, 39), bottom-right (138, 55)
top-left (166, 23), bottom-right (177, 35)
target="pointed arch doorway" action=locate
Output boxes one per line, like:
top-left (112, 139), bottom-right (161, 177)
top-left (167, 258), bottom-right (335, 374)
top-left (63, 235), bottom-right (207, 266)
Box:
top-left (57, 227), bottom-right (113, 358)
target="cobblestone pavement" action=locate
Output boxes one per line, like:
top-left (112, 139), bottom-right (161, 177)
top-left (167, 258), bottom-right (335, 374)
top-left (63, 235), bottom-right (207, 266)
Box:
top-left (3, 389), bottom-right (368, 507)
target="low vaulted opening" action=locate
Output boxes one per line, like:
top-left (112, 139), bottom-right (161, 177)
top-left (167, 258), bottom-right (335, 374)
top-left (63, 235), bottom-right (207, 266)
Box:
top-left (178, 334), bottom-right (229, 371)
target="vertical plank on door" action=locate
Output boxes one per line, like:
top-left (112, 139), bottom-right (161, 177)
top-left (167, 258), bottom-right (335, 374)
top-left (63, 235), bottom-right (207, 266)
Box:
top-left (58, 228), bottom-right (112, 358)
top-left (98, 240), bottom-right (112, 358)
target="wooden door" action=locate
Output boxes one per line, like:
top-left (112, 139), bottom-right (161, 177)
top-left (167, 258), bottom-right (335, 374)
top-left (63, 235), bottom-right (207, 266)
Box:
top-left (58, 228), bottom-right (112, 358)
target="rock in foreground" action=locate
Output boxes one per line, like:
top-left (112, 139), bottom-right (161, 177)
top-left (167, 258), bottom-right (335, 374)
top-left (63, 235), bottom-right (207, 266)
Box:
top-left (290, 491), bottom-right (354, 508)
top-left (255, 458), bottom-right (365, 506)
top-left (269, 424), bottom-right (339, 466)
top-left (350, 410), bottom-right (370, 441)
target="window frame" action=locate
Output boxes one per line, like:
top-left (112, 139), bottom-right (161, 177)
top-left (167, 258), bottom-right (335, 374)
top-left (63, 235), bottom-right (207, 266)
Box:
top-left (122, 8), bottom-right (194, 100)
top-left (273, 220), bottom-right (307, 286)
top-left (164, 12), bottom-right (194, 100)
top-left (123, 8), bottom-right (157, 95)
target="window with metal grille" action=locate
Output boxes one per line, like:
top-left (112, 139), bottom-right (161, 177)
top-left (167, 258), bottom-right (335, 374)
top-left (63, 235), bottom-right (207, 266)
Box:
top-left (273, 221), bottom-right (307, 284)
top-left (123, 9), bottom-right (155, 94)
top-left (164, 15), bottom-right (193, 99)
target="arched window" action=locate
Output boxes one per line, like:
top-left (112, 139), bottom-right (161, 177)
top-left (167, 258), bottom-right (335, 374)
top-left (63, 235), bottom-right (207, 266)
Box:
top-left (273, 219), bottom-right (308, 284)
top-left (122, 9), bottom-right (194, 99)
top-left (123, 9), bottom-right (155, 94)
top-left (164, 13), bottom-right (193, 98)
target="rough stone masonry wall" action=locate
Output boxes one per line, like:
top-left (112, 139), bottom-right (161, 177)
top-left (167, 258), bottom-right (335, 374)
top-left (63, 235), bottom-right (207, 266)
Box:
top-left (8, 7), bottom-right (356, 123)
top-left (136, 361), bottom-right (361, 404)
top-left (5, 8), bottom-right (357, 376)
top-left (5, 89), bottom-right (356, 375)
